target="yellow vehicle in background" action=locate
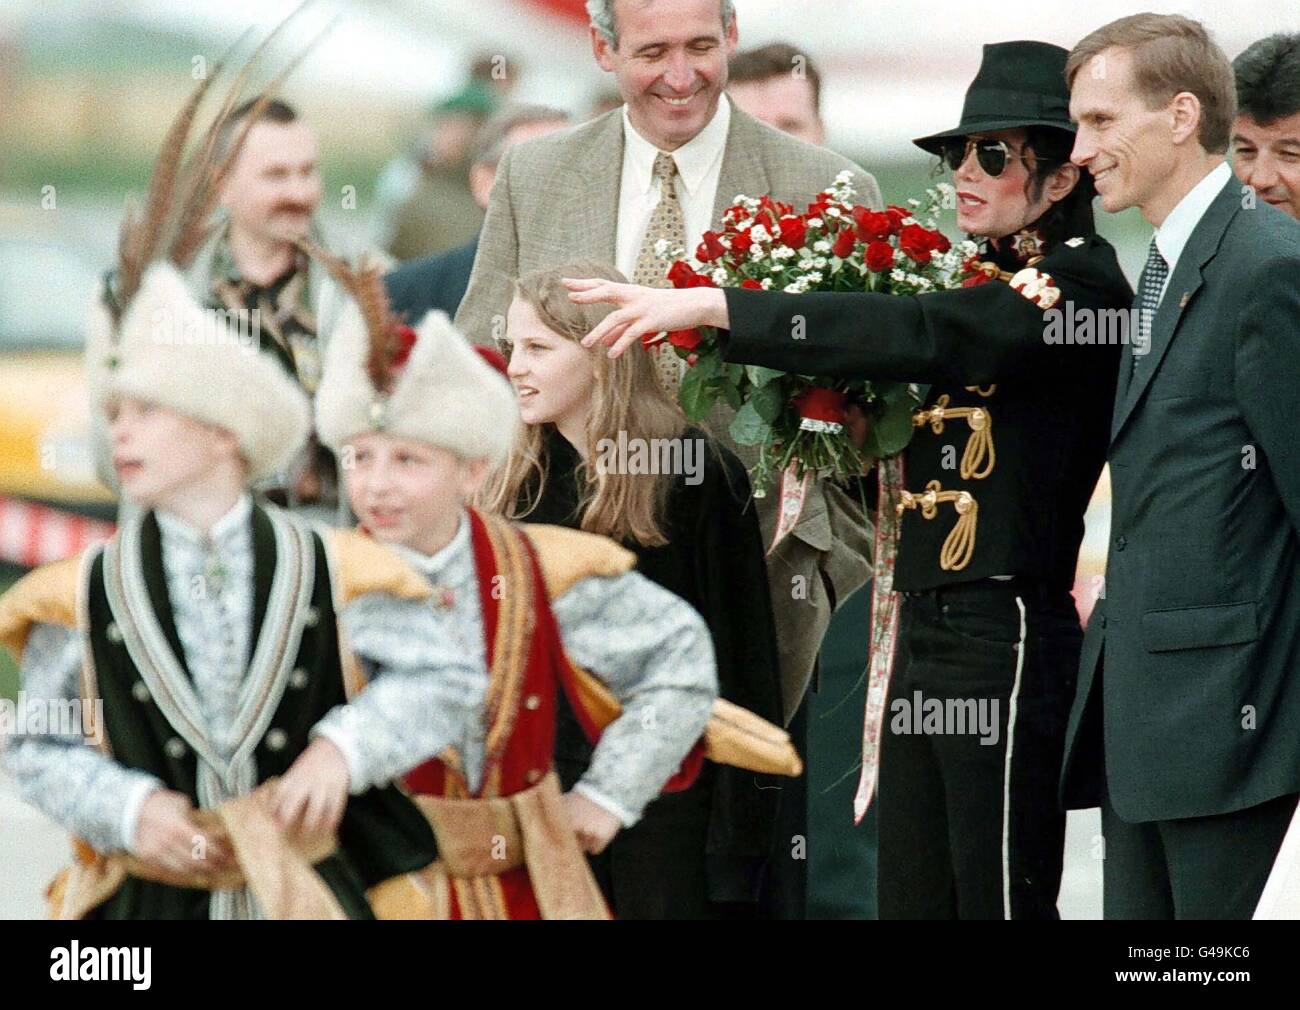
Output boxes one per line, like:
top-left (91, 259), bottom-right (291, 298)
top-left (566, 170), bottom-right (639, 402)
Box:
top-left (0, 206), bottom-right (114, 515)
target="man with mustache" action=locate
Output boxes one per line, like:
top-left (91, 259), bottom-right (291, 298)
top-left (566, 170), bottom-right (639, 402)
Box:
top-left (1062, 13), bottom-right (1300, 919)
top-left (190, 98), bottom-right (347, 521)
top-left (1231, 33), bottom-right (1300, 221)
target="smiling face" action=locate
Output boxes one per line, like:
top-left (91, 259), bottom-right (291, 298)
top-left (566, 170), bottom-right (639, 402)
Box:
top-left (107, 397), bottom-right (242, 509)
top-left (1232, 111), bottom-right (1300, 219)
top-left (504, 296), bottom-right (597, 432)
top-left (950, 129), bottom-right (1058, 239)
top-left (591, 0), bottom-right (738, 152)
top-left (343, 432), bottom-right (488, 555)
top-left (220, 120), bottom-right (323, 245)
top-left (1069, 47), bottom-right (1181, 216)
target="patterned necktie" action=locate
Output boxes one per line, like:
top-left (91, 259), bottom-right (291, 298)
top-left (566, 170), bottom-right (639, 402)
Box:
top-left (1133, 237), bottom-right (1168, 375)
top-left (632, 151), bottom-right (688, 393)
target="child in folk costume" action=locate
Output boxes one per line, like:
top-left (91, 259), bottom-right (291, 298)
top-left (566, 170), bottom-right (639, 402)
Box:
top-left (478, 262), bottom-right (784, 919)
top-left (273, 254), bottom-right (796, 919)
top-left (0, 63), bottom-right (442, 920)
top-left (0, 262), bottom-right (447, 920)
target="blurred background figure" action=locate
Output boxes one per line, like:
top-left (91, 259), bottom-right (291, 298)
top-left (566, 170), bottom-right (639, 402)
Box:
top-left (1231, 32), bottom-right (1300, 220)
top-left (727, 41), bottom-right (825, 145)
top-left (197, 97), bottom-right (346, 521)
top-left (377, 54), bottom-right (519, 261)
top-left (585, 87), bottom-right (625, 120)
top-left (385, 103), bottom-right (572, 323)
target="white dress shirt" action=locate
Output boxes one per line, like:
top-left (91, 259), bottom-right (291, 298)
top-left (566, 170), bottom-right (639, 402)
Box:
top-left (1151, 161), bottom-right (1232, 304)
top-left (615, 95), bottom-right (732, 279)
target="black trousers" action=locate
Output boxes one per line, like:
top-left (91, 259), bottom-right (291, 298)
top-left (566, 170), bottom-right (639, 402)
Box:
top-left (877, 579), bottom-right (1080, 919)
top-left (1102, 786), bottom-right (1298, 919)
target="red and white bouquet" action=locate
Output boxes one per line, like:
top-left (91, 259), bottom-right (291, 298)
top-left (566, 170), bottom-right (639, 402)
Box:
top-left (657, 171), bottom-right (977, 494)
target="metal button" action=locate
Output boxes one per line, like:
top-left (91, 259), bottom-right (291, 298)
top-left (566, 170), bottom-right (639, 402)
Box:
top-left (524, 769), bottom-right (542, 784)
top-left (289, 668), bottom-right (309, 690)
top-left (303, 607), bottom-right (320, 628)
top-left (523, 694), bottom-right (541, 711)
top-left (164, 737), bottom-right (187, 760)
top-left (105, 622), bottom-right (124, 644)
top-left (265, 728), bottom-right (288, 752)
top-left (131, 681), bottom-right (151, 703)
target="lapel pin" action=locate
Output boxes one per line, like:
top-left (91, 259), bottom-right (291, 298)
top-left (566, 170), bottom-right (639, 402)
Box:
top-left (1179, 291), bottom-right (1190, 309)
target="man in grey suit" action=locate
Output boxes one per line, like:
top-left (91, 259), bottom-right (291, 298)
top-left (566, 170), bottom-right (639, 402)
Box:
top-left (456, 0), bottom-right (883, 725)
top-left (1062, 13), bottom-right (1300, 919)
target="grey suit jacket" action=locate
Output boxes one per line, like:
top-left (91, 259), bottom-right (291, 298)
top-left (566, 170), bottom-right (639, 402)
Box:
top-left (456, 104), bottom-right (883, 720)
top-left (1060, 181), bottom-right (1300, 822)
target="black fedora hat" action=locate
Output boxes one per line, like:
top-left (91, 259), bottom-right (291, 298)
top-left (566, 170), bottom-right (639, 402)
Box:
top-left (913, 41), bottom-right (1075, 155)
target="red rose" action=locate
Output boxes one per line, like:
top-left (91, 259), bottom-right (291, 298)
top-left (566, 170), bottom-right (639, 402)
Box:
top-left (853, 207), bottom-right (893, 242)
top-left (778, 214), bottom-right (809, 249)
top-left (667, 260), bottom-right (699, 289)
top-left (696, 230), bottom-right (727, 263)
top-left (832, 228), bottom-right (857, 259)
top-left (884, 205), bottom-right (912, 232)
top-left (792, 386), bottom-right (849, 425)
top-left (741, 279), bottom-right (763, 290)
top-left (472, 344), bottom-right (508, 377)
top-left (865, 240), bottom-right (895, 273)
top-left (931, 231), bottom-right (951, 254)
top-left (667, 328), bottom-right (703, 351)
top-left (392, 324), bottom-right (419, 369)
top-left (730, 230), bottom-right (753, 255)
top-left (689, 272), bottom-right (718, 289)
top-left (807, 199), bottom-right (830, 217)
top-left (899, 224), bottom-right (934, 264)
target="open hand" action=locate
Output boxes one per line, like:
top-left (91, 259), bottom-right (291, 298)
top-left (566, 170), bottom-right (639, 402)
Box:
top-left (274, 737), bottom-right (350, 836)
top-left (563, 277), bottom-right (729, 359)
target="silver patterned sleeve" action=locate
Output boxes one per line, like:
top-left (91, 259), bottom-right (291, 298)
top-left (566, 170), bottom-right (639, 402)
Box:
top-left (314, 593), bottom-right (487, 794)
top-left (1, 622), bottom-right (163, 853)
top-left (551, 571), bottom-right (718, 826)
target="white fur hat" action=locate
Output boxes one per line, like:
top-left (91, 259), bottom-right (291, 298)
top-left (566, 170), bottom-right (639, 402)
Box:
top-left (86, 261), bottom-right (311, 482)
top-left (314, 299), bottom-right (518, 466)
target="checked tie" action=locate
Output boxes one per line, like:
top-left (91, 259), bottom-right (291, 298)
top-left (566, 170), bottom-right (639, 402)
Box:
top-left (1132, 237), bottom-right (1168, 375)
top-left (631, 151), bottom-right (688, 394)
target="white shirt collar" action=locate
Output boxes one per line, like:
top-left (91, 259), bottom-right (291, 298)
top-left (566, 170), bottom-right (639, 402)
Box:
top-left (156, 494), bottom-right (253, 548)
top-left (622, 94), bottom-right (731, 198)
top-left (393, 511), bottom-right (471, 580)
top-left (1153, 161), bottom-right (1232, 271)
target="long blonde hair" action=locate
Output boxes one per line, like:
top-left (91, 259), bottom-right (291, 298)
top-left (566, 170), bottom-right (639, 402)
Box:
top-left (477, 261), bottom-right (688, 547)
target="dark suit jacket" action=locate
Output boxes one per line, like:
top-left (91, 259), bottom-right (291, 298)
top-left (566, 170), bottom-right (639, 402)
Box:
top-left (1060, 179), bottom-right (1300, 822)
top-left (383, 234), bottom-right (480, 324)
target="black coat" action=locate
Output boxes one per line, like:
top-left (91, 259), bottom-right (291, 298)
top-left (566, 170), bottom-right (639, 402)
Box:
top-left (523, 426), bottom-right (784, 906)
top-left (383, 233), bottom-right (480, 324)
top-left (1061, 184), bottom-right (1300, 820)
top-left (720, 232), bottom-right (1132, 594)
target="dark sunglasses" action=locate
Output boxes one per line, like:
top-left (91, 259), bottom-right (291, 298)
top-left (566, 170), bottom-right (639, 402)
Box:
top-left (936, 137), bottom-right (1046, 178)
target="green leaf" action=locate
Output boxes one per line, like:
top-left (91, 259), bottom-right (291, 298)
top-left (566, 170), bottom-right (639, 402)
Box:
top-left (745, 364), bottom-right (785, 387)
top-left (690, 349), bottom-right (722, 382)
top-left (678, 362), bottom-right (718, 421)
top-left (750, 381), bottom-right (786, 424)
top-left (872, 399), bottom-right (918, 455)
top-left (725, 362), bottom-right (745, 385)
top-left (721, 381), bottom-right (743, 411)
top-left (729, 399), bottom-right (769, 446)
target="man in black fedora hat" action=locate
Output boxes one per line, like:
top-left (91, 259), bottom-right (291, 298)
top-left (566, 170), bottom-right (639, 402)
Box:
top-left (566, 40), bottom-right (1132, 917)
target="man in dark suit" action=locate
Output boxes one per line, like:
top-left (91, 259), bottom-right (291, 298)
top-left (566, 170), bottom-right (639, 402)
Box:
top-left (1063, 13), bottom-right (1300, 919)
top-left (384, 105), bottom-right (570, 323)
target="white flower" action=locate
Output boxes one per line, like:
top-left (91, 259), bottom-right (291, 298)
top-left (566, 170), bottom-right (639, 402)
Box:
top-left (826, 207), bottom-right (843, 218)
top-left (902, 217), bottom-right (918, 227)
top-left (749, 225), bottom-right (772, 244)
top-left (808, 218), bottom-right (824, 229)
top-left (653, 238), bottom-right (671, 258)
top-left (772, 246), bottom-right (797, 261)
top-left (783, 281), bottom-right (807, 294)
top-left (907, 198), bottom-right (921, 208)
top-left (834, 169), bottom-right (854, 185)
top-left (734, 218), bottom-right (754, 232)
top-left (750, 246), bottom-right (767, 261)
top-left (890, 268), bottom-right (907, 283)
top-left (711, 268), bottom-right (728, 285)
top-left (934, 182), bottom-right (957, 209)
top-left (813, 240), bottom-right (831, 253)
top-left (813, 256), bottom-right (829, 268)
top-left (803, 271), bottom-right (824, 285)
top-left (761, 277), bottom-right (774, 290)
